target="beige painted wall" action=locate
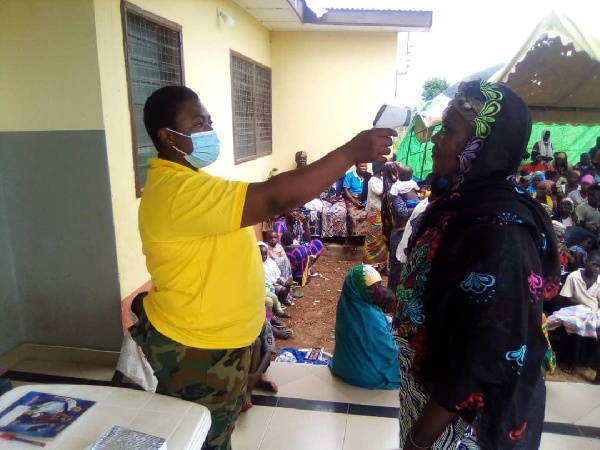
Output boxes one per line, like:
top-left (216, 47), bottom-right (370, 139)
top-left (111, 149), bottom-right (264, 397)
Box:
top-left (0, 0), bottom-right (103, 132)
top-left (93, 0), bottom-right (275, 298)
top-left (271, 32), bottom-right (397, 171)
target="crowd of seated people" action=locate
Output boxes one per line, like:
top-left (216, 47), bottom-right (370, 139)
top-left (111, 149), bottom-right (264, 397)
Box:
top-left (518, 143), bottom-right (600, 383)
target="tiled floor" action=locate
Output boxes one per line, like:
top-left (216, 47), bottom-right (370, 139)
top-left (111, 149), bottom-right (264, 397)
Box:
top-left (2, 358), bottom-right (600, 449)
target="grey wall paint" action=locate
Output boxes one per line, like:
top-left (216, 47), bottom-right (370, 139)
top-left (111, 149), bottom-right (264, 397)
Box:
top-left (0, 167), bottom-right (22, 355)
top-left (0, 130), bottom-right (122, 350)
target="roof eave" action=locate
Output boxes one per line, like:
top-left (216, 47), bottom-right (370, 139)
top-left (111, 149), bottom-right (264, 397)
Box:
top-left (303, 7), bottom-right (432, 31)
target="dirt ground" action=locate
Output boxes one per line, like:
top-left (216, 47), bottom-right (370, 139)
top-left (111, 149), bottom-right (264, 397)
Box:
top-left (274, 242), bottom-right (598, 384)
top-left (274, 243), bottom-right (361, 354)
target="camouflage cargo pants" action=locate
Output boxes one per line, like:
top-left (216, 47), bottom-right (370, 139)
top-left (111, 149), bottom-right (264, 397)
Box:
top-left (130, 312), bottom-right (251, 450)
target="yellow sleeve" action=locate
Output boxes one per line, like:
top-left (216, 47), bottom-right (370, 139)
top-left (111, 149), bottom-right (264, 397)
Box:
top-left (171, 172), bottom-right (248, 237)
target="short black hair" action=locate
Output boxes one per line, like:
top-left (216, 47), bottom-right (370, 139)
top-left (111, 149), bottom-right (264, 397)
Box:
top-left (143, 86), bottom-right (199, 150)
top-left (281, 232), bottom-right (294, 246)
top-left (588, 250), bottom-right (600, 262)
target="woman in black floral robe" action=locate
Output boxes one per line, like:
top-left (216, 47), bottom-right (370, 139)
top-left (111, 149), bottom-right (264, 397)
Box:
top-left (396, 80), bottom-right (559, 450)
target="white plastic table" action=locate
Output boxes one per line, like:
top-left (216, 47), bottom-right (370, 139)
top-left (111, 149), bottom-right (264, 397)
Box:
top-left (0, 384), bottom-right (211, 449)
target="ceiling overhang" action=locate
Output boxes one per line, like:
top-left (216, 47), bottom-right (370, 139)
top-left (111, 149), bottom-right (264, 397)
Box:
top-left (233, 0), bottom-right (432, 32)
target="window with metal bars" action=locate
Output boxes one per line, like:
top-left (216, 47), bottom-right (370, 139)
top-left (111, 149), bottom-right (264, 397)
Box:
top-left (122, 1), bottom-right (184, 196)
top-left (230, 52), bottom-right (272, 164)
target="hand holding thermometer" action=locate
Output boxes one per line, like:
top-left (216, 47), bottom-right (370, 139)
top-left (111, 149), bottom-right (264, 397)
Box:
top-left (373, 105), bottom-right (412, 129)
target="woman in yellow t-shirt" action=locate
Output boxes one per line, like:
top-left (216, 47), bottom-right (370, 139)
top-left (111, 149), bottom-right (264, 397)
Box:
top-left (131, 86), bottom-right (396, 449)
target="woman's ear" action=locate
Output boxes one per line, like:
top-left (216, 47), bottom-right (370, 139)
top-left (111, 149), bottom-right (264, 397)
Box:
top-left (158, 128), bottom-right (172, 148)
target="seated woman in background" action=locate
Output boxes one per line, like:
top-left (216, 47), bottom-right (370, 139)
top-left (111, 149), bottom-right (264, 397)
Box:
top-left (343, 163), bottom-right (370, 245)
top-left (274, 210), bottom-right (323, 254)
top-left (568, 174), bottom-right (593, 205)
top-left (564, 170), bottom-right (581, 196)
top-left (533, 180), bottom-right (554, 216)
top-left (527, 171), bottom-right (545, 195)
top-left (281, 232), bottom-right (314, 285)
top-left (547, 251), bottom-right (600, 382)
top-left (552, 197), bottom-right (578, 226)
top-left (329, 264), bottom-right (400, 390)
top-left (321, 176), bottom-right (349, 238)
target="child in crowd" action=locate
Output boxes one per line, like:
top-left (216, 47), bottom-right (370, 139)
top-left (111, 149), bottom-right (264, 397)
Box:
top-left (241, 319), bottom-right (278, 412)
top-left (265, 230), bottom-right (293, 280)
top-left (568, 235), bottom-right (596, 270)
top-left (390, 166), bottom-right (420, 210)
top-left (259, 243), bottom-right (294, 307)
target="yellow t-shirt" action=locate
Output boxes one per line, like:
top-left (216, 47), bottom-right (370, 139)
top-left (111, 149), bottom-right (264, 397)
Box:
top-left (139, 158), bottom-right (264, 349)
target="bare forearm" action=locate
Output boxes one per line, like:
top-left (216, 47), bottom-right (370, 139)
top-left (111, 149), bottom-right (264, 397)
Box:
top-left (270, 147), bottom-right (353, 213)
top-left (240, 128), bottom-right (395, 228)
top-left (242, 147), bottom-right (354, 227)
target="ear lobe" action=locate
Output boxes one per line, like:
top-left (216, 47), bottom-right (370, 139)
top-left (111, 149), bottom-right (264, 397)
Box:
top-left (158, 128), bottom-right (172, 147)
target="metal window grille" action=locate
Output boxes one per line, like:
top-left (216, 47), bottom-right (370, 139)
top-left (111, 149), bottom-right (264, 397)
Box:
top-left (123, 4), bottom-right (183, 195)
top-left (231, 53), bottom-right (272, 164)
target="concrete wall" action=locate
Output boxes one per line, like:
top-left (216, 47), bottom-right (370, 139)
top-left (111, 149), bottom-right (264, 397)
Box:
top-left (0, 0), bottom-right (122, 351)
top-left (93, 0), bottom-right (276, 298)
top-left (271, 31), bottom-right (398, 171)
top-left (0, 171), bottom-right (22, 356)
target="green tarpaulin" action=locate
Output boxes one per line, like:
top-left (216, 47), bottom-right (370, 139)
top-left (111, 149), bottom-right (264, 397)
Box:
top-left (397, 122), bottom-right (600, 180)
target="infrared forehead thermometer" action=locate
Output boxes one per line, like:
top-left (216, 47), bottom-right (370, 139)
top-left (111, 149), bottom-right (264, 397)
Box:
top-left (373, 105), bottom-right (412, 128)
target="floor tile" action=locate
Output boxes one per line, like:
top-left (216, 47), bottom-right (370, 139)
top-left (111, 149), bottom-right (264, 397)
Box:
top-left (11, 359), bottom-right (82, 378)
top-left (576, 405), bottom-right (600, 427)
top-left (232, 405), bottom-right (276, 450)
top-left (260, 362), bottom-right (312, 391)
top-left (343, 415), bottom-right (399, 450)
top-left (545, 381), bottom-right (600, 424)
top-left (77, 362), bottom-right (116, 381)
top-left (20, 344), bottom-right (72, 362)
top-left (127, 410), bottom-right (185, 439)
top-left (0, 346), bottom-right (22, 374)
top-left (9, 380), bottom-right (40, 388)
top-left (303, 364), bottom-right (400, 406)
top-left (260, 408), bottom-right (347, 450)
top-left (540, 432), bottom-right (598, 449)
top-left (275, 372), bottom-right (354, 403)
top-left (70, 348), bottom-right (119, 366)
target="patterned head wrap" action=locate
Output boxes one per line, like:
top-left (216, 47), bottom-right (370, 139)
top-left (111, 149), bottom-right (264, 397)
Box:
top-left (350, 264), bottom-right (382, 305)
top-left (445, 80), bottom-right (532, 190)
top-left (363, 264), bottom-right (382, 287)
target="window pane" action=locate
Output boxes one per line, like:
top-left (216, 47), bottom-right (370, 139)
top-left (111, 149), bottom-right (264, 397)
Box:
top-left (125, 10), bottom-right (182, 193)
top-left (231, 55), bottom-right (272, 163)
top-left (231, 55), bottom-right (256, 161)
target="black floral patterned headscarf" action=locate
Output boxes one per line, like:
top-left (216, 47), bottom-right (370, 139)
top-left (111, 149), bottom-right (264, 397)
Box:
top-left (446, 80), bottom-right (531, 189)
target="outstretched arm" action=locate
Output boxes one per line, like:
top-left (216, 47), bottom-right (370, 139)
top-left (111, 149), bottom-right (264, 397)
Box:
top-left (241, 129), bottom-right (395, 227)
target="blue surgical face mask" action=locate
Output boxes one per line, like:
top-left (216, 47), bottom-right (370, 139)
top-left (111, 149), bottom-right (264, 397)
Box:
top-left (168, 129), bottom-right (220, 168)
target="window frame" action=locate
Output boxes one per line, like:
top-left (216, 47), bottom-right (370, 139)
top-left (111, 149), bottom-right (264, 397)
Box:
top-left (230, 50), bottom-right (273, 165)
top-left (121, 0), bottom-right (185, 198)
